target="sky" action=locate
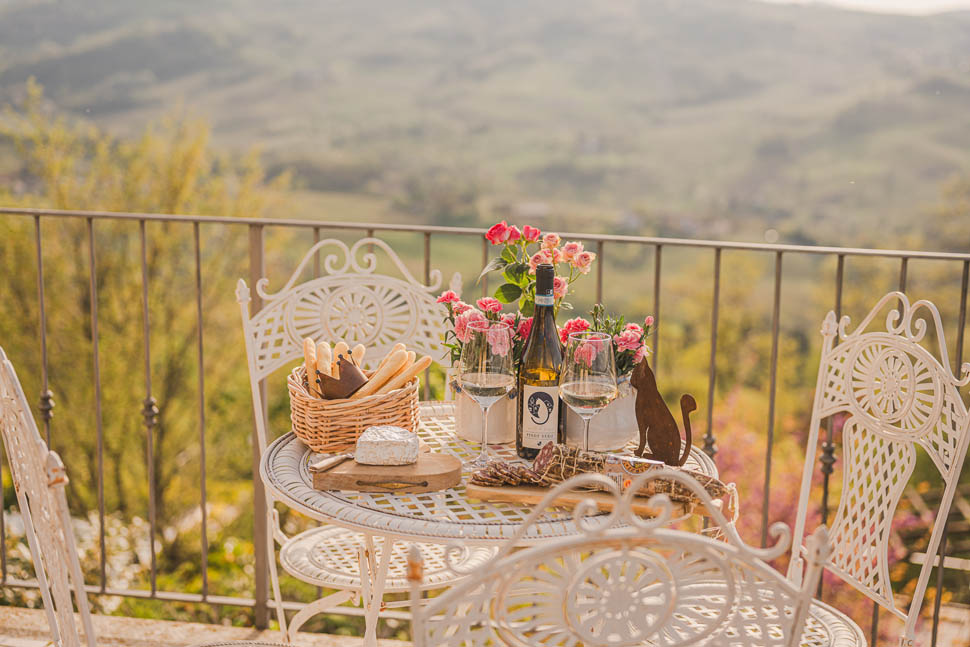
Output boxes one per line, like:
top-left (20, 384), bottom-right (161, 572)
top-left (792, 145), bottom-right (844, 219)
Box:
top-left (760, 0), bottom-right (970, 13)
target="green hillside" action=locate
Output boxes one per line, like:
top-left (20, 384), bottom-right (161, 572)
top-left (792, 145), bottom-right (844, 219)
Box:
top-left (2, 0), bottom-right (970, 246)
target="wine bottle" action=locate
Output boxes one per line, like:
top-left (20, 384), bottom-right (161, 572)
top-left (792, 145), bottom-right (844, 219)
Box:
top-left (516, 263), bottom-right (563, 460)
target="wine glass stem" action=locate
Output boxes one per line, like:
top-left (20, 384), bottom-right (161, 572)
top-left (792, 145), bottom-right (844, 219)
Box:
top-left (582, 415), bottom-right (591, 452)
top-left (479, 404), bottom-right (490, 463)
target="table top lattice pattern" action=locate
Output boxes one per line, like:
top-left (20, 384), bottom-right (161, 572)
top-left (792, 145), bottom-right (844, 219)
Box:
top-left (279, 526), bottom-right (495, 592)
top-left (261, 401), bottom-right (719, 545)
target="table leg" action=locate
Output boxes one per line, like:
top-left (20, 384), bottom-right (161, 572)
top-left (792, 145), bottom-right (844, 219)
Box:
top-left (359, 533), bottom-right (395, 647)
top-left (286, 589), bottom-right (356, 641)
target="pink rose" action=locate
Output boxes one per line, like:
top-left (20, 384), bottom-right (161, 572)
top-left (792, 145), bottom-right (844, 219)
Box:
top-left (553, 276), bottom-right (568, 300)
top-left (644, 315), bottom-right (655, 328)
top-left (624, 322), bottom-right (643, 337)
top-left (517, 316), bottom-right (533, 340)
top-left (541, 233), bottom-right (561, 250)
top-left (528, 251), bottom-right (545, 274)
top-left (506, 225), bottom-right (522, 243)
top-left (476, 297), bottom-right (503, 313)
top-left (452, 301), bottom-right (473, 315)
top-left (573, 251), bottom-right (595, 274)
top-left (487, 324), bottom-right (512, 357)
top-left (523, 225), bottom-right (541, 242)
top-left (559, 317), bottom-right (591, 344)
top-left (529, 248), bottom-right (563, 274)
top-left (561, 241), bottom-right (584, 262)
top-left (436, 290), bottom-right (460, 304)
top-left (614, 330), bottom-right (641, 352)
top-left (634, 344), bottom-right (651, 364)
top-left (485, 221), bottom-right (510, 245)
top-left (454, 310), bottom-right (486, 343)
top-left (501, 313), bottom-right (517, 328)
top-left (574, 341), bottom-right (598, 368)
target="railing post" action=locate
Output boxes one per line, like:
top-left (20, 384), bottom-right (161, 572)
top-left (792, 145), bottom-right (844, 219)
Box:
top-left (481, 236), bottom-right (489, 299)
top-left (704, 248), bottom-right (721, 459)
top-left (821, 257), bottom-right (844, 520)
top-left (193, 223), bottom-right (210, 600)
top-left (87, 217), bottom-right (108, 592)
top-left (249, 224), bottom-right (269, 628)
top-left (652, 245), bottom-right (662, 373)
top-left (34, 215), bottom-right (54, 444)
top-left (818, 254), bottom-right (843, 599)
top-left (761, 251), bottom-right (783, 548)
top-left (140, 220), bottom-right (159, 595)
top-left (595, 240), bottom-right (604, 304)
top-left (931, 259), bottom-right (968, 646)
top-left (424, 232), bottom-right (433, 399)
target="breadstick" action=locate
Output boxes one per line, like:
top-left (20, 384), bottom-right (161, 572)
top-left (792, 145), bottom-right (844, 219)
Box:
top-left (351, 350), bottom-right (408, 399)
top-left (377, 355), bottom-right (432, 394)
top-left (332, 341), bottom-right (349, 378)
top-left (316, 342), bottom-right (332, 377)
top-left (351, 344), bottom-right (365, 365)
top-left (302, 338), bottom-right (319, 396)
top-left (391, 351), bottom-right (416, 380)
top-left (377, 343), bottom-right (406, 371)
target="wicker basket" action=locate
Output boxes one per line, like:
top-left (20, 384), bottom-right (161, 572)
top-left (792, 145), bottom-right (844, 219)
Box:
top-left (287, 365), bottom-right (419, 453)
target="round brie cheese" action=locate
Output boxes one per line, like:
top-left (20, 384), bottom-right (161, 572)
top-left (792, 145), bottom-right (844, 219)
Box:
top-left (355, 425), bottom-right (419, 466)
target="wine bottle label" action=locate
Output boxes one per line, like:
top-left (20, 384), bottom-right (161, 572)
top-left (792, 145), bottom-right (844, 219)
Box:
top-left (520, 384), bottom-right (559, 449)
top-left (535, 294), bottom-right (554, 306)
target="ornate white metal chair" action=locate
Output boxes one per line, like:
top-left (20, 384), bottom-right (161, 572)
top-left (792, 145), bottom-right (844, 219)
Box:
top-left (409, 469), bottom-right (838, 647)
top-left (789, 291), bottom-right (970, 646)
top-left (0, 346), bottom-right (288, 647)
top-left (236, 237), bottom-right (491, 640)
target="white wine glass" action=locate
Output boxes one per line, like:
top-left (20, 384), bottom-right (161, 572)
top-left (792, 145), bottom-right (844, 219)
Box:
top-left (459, 319), bottom-right (515, 468)
top-left (560, 331), bottom-right (618, 452)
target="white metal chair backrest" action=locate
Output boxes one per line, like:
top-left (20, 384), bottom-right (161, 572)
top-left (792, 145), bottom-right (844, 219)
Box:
top-left (0, 347), bottom-right (96, 647)
top-left (789, 291), bottom-right (970, 645)
top-left (410, 469), bottom-right (830, 647)
top-left (237, 237), bottom-right (458, 451)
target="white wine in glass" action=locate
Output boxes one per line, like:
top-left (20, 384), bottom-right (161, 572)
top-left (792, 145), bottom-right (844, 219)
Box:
top-left (560, 331), bottom-right (618, 451)
top-left (461, 372), bottom-right (516, 409)
top-left (459, 319), bottom-right (514, 468)
top-left (560, 381), bottom-right (618, 417)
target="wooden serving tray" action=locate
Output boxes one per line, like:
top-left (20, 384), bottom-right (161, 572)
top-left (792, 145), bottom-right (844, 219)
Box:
top-left (465, 483), bottom-right (698, 518)
top-left (313, 452), bottom-right (462, 494)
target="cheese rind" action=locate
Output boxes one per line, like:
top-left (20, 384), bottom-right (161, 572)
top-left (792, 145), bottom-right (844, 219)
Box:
top-left (354, 425), bottom-right (419, 466)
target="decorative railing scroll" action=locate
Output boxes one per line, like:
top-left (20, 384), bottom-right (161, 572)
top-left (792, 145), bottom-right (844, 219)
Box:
top-left (410, 469), bottom-right (829, 647)
top-left (237, 238), bottom-right (457, 381)
top-left (790, 292), bottom-right (970, 644)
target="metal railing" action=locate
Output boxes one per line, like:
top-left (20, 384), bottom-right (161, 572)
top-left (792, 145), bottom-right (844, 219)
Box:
top-left (1, 206), bottom-right (969, 643)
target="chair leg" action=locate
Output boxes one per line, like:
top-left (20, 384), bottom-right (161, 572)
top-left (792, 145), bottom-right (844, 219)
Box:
top-left (267, 507), bottom-right (289, 640)
top-left (359, 534), bottom-right (395, 647)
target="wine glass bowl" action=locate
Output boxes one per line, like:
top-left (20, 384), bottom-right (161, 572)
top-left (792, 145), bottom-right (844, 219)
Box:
top-left (458, 319), bottom-right (514, 468)
top-left (560, 331), bottom-right (618, 451)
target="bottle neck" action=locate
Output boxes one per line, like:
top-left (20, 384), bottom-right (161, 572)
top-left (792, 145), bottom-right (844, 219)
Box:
top-left (528, 298), bottom-right (559, 350)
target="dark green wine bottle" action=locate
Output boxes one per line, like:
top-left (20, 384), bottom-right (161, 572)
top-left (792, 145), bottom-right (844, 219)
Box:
top-left (516, 263), bottom-right (563, 460)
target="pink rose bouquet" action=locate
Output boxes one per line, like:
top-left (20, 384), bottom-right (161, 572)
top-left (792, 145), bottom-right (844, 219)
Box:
top-left (439, 289), bottom-right (528, 365)
top-left (478, 220), bottom-right (597, 318)
top-left (440, 223), bottom-right (648, 374)
top-left (581, 304), bottom-right (655, 376)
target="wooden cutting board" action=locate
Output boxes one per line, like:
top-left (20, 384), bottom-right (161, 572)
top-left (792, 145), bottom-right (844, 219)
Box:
top-left (313, 452), bottom-right (462, 494)
top-left (465, 483), bottom-right (697, 518)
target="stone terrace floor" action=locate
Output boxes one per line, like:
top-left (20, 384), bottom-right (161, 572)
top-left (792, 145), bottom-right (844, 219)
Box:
top-left (0, 608), bottom-right (406, 647)
top-left (2, 605), bottom-right (970, 647)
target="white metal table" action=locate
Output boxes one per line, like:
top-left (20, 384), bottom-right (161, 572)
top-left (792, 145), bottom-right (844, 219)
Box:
top-left (261, 401), bottom-right (720, 644)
